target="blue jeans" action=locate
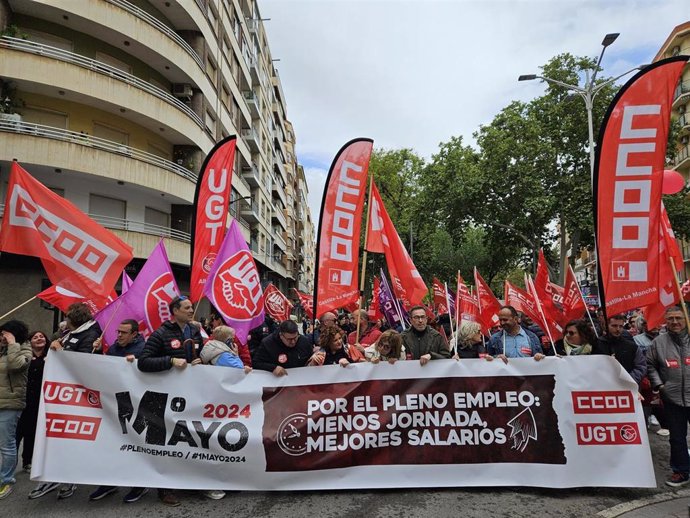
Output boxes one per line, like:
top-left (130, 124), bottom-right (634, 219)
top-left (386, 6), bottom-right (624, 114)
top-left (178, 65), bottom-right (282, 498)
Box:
top-left (664, 401), bottom-right (690, 474)
top-left (0, 409), bottom-right (22, 485)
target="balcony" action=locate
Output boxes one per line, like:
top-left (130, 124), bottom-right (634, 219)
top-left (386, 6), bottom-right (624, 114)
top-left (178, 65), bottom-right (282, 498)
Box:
top-left (242, 90), bottom-right (261, 120)
top-left (246, 18), bottom-right (259, 35)
top-left (249, 56), bottom-right (260, 83)
top-left (674, 80), bottom-right (690, 104)
top-left (272, 206), bottom-right (287, 230)
top-left (241, 163), bottom-right (261, 187)
top-left (241, 127), bottom-right (260, 152)
top-left (88, 214), bottom-right (190, 242)
top-left (676, 145), bottom-right (690, 168)
top-left (0, 37), bottom-right (210, 148)
top-left (680, 113), bottom-right (689, 130)
top-left (272, 178), bottom-right (287, 206)
top-left (241, 200), bottom-right (260, 222)
top-left (0, 119), bottom-right (196, 181)
top-left (273, 228), bottom-right (287, 251)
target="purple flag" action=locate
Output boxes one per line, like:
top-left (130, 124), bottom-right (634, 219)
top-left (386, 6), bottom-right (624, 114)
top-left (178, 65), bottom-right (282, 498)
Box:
top-left (121, 272), bottom-right (133, 294)
top-left (95, 240), bottom-right (179, 347)
top-left (379, 269), bottom-right (404, 329)
top-left (203, 220), bottom-right (265, 344)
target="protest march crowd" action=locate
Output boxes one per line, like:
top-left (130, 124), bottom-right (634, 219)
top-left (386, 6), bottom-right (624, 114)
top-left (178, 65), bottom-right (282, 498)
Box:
top-left (0, 292), bottom-right (688, 505)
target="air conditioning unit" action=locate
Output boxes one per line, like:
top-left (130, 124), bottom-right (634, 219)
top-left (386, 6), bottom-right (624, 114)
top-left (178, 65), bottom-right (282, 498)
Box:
top-left (172, 83), bottom-right (193, 100)
top-left (673, 46), bottom-right (681, 56)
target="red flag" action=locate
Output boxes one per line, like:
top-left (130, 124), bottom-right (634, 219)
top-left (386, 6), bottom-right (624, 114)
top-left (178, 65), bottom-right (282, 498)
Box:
top-left (640, 205), bottom-right (681, 329)
top-left (682, 280), bottom-right (690, 302)
top-left (0, 162), bottom-right (133, 297)
top-left (526, 275), bottom-right (561, 342)
top-left (504, 280), bottom-right (543, 330)
top-left (432, 277), bottom-right (448, 314)
top-left (190, 136), bottom-right (237, 302)
top-left (561, 265), bottom-right (587, 325)
top-left (293, 289), bottom-right (314, 319)
top-left (262, 284), bottom-right (293, 322)
top-left (594, 57), bottom-right (687, 316)
top-left (534, 251), bottom-right (566, 336)
top-left (370, 277), bottom-right (383, 320)
top-left (661, 202), bottom-right (683, 272)
top-left (457, 272), bottom-right (481, 327)
top-left (474, 268), bottom-right (501, 333)
top-left (314, 138), bottom-right (373, 317)
top-left (367, 182), bottom-right (427, 305)
top-left (37, 284), bottom-right (116, 314)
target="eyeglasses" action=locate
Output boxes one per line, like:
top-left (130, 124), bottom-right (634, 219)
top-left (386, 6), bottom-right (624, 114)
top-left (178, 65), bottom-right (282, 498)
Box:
top-left (411, 315), bottom-right (427, 321)
top-left (566, 331), bottom-right (577, 336)
top-left (280, 333), bottom-right (299, 342)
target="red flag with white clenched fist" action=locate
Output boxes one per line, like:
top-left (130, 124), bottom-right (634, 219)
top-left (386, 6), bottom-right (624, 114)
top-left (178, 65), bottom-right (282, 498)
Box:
top-left (263, 284), bottom-right (293, 322)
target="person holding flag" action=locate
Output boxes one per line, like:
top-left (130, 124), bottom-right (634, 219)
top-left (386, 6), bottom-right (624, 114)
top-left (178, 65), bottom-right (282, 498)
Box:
top-left (487, 306), bottom-right (544, 363)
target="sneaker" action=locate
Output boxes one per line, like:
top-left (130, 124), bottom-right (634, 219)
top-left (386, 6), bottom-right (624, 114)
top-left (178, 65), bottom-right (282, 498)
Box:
top-left (123, 487), bottom-right (148, 503)
top-left (159, 491), bottom-right (180, 507)
top-left (23, 464), bottom-right (31, 472)
top-left (648, 415), bottom-right (660, 427)
top-left (57, 484), bottom-right (77, 499)
top-left (657, 428), bottom-right (670, 436)
top-left (0, 484), bottom-right (14, 500)
top-left (666, 472), bottom-right (690, 487)
top-left (28, 482), bottom-right (60, 499)
top-left (202, 489), bottom-right (225, 500)
top-left (89, 486), bottom-right (117, 501)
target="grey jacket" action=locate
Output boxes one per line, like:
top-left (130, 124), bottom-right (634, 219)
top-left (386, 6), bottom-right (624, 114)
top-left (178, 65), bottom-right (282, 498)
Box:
top-left (647, 330), bottom-right (690, 407)
top-left (0, 340), bottom-right (32, 410)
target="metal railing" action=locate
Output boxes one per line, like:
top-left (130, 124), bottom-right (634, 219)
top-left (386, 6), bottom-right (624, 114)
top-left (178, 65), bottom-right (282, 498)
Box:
top-left (0, 119), bottom-right (198, 183)
top-left (105, 0), bottom-right (204, 70)
top-left (679, 113), bottom-right (688, 128)
top-left (676, 145), bottom-right (690, 165)
top-left (88, 214), bottom-right (191, 242)
top-left (675, 80), bottom-right (690, 101)
top-left (0, 36), bottom-right (204, 129)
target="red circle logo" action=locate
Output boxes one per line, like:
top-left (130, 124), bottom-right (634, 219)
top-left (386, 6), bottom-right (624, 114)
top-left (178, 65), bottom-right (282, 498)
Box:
top-left (145, 273), bottom-right (178, 330)
top-left (278, 354), bottom-right (288, 364)
top-left (211, 250), bottom-right (263, 321)
top-left (202, 252), bottom-right (217, 274)
top-left (620, 425), bottom-right (638, 443)
top-left (170, 339), bottom-right (181, 350)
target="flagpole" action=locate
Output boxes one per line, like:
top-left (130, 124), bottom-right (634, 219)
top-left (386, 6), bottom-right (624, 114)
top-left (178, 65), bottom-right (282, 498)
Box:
top-left (0, 295), bottom-right (37, 321)
top-left (355, 168), bottom-right (375, 344)
top-left (569, 264), bottom-right (599, 338)
top-left (444, 281), bottom-right (455, 353)
top-left (669, 256), bottom-right (690, 331)
top-left (526, 274), bottom-right (556, 354)
top-left (455, 272), bottom-right (461, 353)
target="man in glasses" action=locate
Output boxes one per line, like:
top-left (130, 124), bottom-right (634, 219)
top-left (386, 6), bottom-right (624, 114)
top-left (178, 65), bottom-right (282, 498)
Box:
top-left (401, 305), bottom-right (451, 365)
top-left (137, 295), bottom-right (204, 506)
top-left (104, 319), bottom-right (145, 361)
top-left (647, 306), bottom-right (690, 487)
top-left (253, 320), bottom-right (314, 376)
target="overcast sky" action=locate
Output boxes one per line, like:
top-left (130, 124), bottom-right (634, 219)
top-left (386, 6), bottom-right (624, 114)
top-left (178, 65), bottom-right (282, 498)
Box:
top-left (259, 0), bottom-right (690, 222)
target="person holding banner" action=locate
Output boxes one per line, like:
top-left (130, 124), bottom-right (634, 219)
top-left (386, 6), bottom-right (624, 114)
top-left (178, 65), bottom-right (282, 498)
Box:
top-left (647, 306), bottom-right (690, 487)
top-left (347, 310), bottom-right (382, 353)
top-left (452, 321), bottom-right (491, 360)
top-left (253, 320), bottom-right (313, 376)
top-left (401, 306), bottom-right (451, 365)
top-left (309, 326), bottom-right (351, 367)
top-left (136, 295), bottom-right (205, 506)
top-left (0, 320), bottom-right (31, 500)
top-left (596, 315), bottom-right (646, 385)
top-left (366, 329), bottom-right (405, 363)
top-left (487, 306), bottom-right (544, 363)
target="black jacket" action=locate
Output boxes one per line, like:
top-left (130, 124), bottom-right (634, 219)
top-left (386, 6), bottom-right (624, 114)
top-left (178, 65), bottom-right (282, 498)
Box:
top-left (137, 321), bottom-right (203, 373)
top-left (595, 334), bottom-right (647, 384)
top-left (253, 333), bottom-right (312, 372)
top-left (107, 334), bottom-right (145, 358)
top-left (62, 321), bottom-right (102, 353)
top-left (25, 353), bottom-right (46, 412)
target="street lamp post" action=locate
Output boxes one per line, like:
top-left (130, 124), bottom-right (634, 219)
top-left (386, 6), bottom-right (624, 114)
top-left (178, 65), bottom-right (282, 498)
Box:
top-left (518, 33), bottom-right (646, 180)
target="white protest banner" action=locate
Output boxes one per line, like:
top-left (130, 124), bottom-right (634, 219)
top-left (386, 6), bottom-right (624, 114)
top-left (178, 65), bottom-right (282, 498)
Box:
top-left (32, 353), bottom-right (655, 489)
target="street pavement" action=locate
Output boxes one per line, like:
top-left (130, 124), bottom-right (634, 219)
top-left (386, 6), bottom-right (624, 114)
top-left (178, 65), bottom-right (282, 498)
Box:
top-left (2, 425), bottom-right (687, 518)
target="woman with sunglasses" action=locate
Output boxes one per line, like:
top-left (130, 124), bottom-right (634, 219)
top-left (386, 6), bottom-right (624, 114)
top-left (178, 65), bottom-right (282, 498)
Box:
top-left (555, 319), bottom-right (596, 356)
top-left (367, 330), bottom-right (405, 364)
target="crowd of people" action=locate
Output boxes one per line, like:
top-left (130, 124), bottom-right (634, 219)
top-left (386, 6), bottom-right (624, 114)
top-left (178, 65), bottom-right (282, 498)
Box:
top-left (0, 295), bottom-right (688, 504)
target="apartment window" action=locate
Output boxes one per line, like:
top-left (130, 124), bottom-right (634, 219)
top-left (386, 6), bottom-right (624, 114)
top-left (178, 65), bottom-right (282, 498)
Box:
top-left (22, 29), bottom-right (73, 51)
top-left (147, 142), bottom-right (171, 160)
top-left (232, 99), bottom-right (240, 128)
top-left (206, 57), bottom-right (218, 87)
top-left (232, 55), bottom-right (241, 85)
top-left (145, 207), bottom-right (169, 228)
top-left (221, 85), bottom-right (231, 110)
top-left (93, 122), bottom-right (129, 146)
top-left (95, 52), bottom-right (132, 74)
top-left (20, 106), bottom-right (68, 129)
top-left (205, 110), bottom-right (216, 134)
top-left (89, 194), bottom-right (125, 219)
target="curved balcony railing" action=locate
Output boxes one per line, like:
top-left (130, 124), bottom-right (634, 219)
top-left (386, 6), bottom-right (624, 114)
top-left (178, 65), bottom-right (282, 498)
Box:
top-left (677, 145), bottom-right (690, 166)
top-left (0, 36), bottom-right (204, 129)
top-left (104, 0), bottom-right (204, 70)
top-left (89, 214), bottom-right (191, 243)
top-left (0, 118), bottom-right (198, 183)
top-left (675, 80), bottom-right (690, 101)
